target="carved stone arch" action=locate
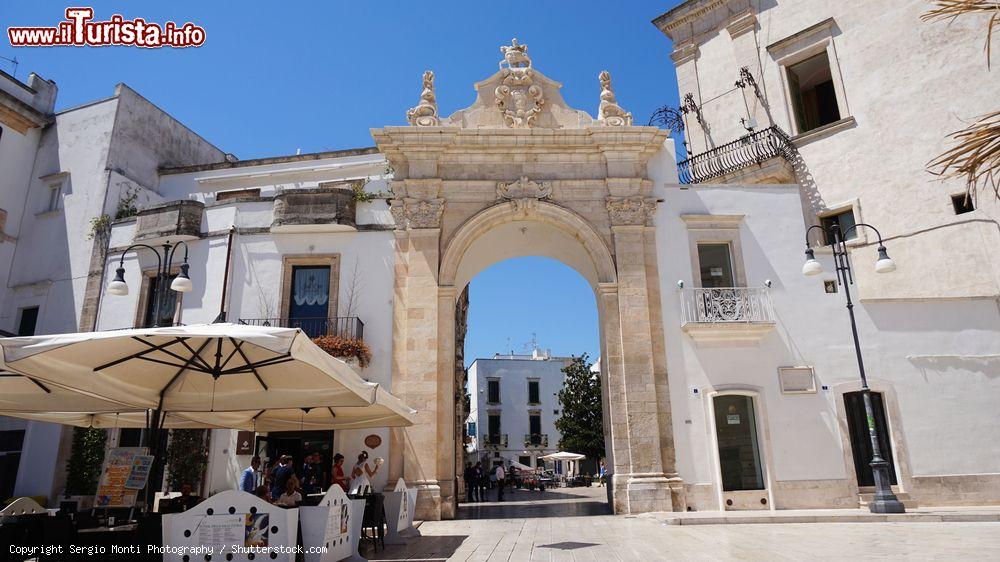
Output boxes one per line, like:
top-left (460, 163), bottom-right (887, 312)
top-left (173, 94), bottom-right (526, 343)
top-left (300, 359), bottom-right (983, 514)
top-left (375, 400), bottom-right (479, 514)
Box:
top-left (439, 199), bottom-right (618, 291)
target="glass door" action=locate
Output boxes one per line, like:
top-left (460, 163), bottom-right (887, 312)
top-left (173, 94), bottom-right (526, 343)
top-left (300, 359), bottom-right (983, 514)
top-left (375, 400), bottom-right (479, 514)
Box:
top-left (713, 395), bottom-right (764, 492)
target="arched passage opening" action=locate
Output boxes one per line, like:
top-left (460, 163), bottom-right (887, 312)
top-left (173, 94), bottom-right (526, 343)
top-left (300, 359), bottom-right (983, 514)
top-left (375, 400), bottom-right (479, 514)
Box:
top-left (444, 208), bottom-right (615, 517)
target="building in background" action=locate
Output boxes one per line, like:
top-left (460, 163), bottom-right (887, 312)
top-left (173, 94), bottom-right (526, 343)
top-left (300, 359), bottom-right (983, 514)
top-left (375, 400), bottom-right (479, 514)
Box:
top-left (465, 349), bottom-right (570, 471)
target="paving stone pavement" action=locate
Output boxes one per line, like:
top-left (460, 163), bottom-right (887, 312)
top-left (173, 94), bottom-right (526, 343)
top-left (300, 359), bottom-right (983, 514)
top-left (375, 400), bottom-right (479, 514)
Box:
top-left (370, 486), bottom-right (1000, 561)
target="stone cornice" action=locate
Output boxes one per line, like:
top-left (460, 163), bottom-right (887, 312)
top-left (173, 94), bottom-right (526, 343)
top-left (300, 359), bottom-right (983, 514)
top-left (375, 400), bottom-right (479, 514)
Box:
top-left (652, 0), bottom-right (728, 36)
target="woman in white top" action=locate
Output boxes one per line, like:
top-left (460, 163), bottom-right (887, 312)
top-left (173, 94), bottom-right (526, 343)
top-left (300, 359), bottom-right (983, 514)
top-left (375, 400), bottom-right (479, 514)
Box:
top-left (274, 476), bottom-right (302, 507)
top-left (349, 451), bottom-right (382, 494)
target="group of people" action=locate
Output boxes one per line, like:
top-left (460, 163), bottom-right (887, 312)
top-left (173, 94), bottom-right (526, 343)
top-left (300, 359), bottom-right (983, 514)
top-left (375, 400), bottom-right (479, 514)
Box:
top-left (463, 461), bottom-right (508, 502)
top-left (240, 450), bottom-right (383, 507)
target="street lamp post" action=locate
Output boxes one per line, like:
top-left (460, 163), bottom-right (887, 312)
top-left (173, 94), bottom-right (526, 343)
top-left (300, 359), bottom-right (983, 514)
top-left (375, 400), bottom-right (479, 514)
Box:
top-left (802, 222), bottom-right (905, 514)
top-left (105, 240), bottom-right (193, 507)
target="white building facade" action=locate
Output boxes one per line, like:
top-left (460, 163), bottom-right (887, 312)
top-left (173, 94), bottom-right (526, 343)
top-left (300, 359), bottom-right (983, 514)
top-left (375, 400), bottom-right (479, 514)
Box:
top-left (465, 351), bottom-right (569, 471)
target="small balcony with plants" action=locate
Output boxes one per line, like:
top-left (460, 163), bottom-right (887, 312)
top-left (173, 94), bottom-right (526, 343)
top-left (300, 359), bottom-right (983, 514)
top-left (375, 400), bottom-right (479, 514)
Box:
top-left (679, 286), bottom-right (775, 345)
top-left (482, 434), bottom-right (508, 448)
top-left (237, 316), bottom-right (370, 367)
top-left (524, 433), bottom-right (548, 448)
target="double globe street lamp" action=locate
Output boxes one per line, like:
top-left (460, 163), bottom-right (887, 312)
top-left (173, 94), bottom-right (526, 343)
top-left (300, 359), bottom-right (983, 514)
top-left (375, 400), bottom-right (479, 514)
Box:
top-left (802, 221), bottom-right (904, 514)
top-left (107, 241), bottom-right (193, 328)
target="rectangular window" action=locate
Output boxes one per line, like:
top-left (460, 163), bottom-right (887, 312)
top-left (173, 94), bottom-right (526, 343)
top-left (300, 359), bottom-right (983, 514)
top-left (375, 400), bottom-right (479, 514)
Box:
top-left (820, 209), bottom-right (857, 245)
top-left (0, 429), bottom-right (25, 501)
top-left (713, 395), bottom-right (765, 492)
top-left (289, 266), bottom-right (331, 337)
top-left (527, 380), bottom-right (540, 404)
top-left (697, 244), bottom-right (735, 288)
top-left (487, 379), bottom-right (500, 404)
top-left (467, 421), bottom-right (476, 437)
top-left (518, 455), bottom-right (531, 467)
top-left (216, 188), bottom-right (261, 202)
top-left (16, 307), bottom-right (39, 336)
top-left (951, 194), bottom-right (975, 215)
top-left (142, 275), bottom-right (179, 328)
top-left (45, 183), bottom-right (63, 212)
top-left (487, 414), bottom-right (501, 443)
top-left (787, 52), bottom-right (840, 133)
top-left (528, 413), bottom-right (541, 436)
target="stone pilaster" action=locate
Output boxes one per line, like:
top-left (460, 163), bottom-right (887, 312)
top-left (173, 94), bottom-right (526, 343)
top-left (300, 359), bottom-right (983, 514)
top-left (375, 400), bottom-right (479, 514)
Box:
top-left (606, 198), bottom-right (684, 513)
top-left (390, 195), bottom-right (446, 520)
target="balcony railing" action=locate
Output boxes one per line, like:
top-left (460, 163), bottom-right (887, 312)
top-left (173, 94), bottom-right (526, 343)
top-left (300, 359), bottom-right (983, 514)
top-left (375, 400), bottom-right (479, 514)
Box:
top-left (677, 126), bottom-right (792, 184)
top-left (680, 287), bottom-right (774, 324)
top-left (482, 434), bottom-right (508, 448)
top-left (237, 316), bottom-right (364, 340)
top-left (524, 433), bottom-right (548, 447)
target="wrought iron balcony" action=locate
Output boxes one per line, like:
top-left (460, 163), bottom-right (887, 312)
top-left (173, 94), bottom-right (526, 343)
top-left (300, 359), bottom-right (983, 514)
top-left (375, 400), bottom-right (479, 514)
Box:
top-left (679, 287), bottom-right (776, 345)
top-left (524, 433), bottom-right (548, 447)
top-left (677, 126), bottom-right (792, 184)
top-left (237, 316), bottom-right (364, 340)
top-left (482, 434), bottom-right (508, 448)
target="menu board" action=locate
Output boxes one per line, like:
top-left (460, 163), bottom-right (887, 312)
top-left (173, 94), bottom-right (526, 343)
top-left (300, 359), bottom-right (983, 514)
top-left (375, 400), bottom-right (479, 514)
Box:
top-left (197, 514), bottom-right (244, 551)
top-left (95, 447), bottom-right (148, 508)
top-left (125, 454), bottom-right (155, 489)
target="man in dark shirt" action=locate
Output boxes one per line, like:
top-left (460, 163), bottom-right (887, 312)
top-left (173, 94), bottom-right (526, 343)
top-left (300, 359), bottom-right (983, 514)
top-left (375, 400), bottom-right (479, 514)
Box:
top-left (270, 455), bottom-right (295, 500)
top-left (463, 462), bottom-right (477, 502)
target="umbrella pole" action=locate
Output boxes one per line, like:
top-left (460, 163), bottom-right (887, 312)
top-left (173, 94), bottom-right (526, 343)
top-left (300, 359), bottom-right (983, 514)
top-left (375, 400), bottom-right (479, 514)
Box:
top-left (145, 407), bottom-right (164, 511)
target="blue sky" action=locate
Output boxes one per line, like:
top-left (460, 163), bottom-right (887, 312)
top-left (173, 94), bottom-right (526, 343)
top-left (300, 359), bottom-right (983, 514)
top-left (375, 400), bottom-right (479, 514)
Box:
top-left (3, 1), bottom-right (684, 364)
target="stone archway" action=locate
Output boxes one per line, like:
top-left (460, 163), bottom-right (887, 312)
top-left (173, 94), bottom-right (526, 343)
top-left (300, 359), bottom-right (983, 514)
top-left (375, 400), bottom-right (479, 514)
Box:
top-left (372, 39), bottom-right (685, 520)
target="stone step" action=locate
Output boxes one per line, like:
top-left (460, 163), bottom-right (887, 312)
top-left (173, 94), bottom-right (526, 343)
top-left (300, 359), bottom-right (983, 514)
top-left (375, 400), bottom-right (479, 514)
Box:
top-left (858, 491), bottom-right (919, 509)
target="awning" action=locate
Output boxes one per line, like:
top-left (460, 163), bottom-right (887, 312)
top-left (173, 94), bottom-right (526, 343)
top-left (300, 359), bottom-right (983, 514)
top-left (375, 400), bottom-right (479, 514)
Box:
top-left (0, 323), bottom-right (378, 412)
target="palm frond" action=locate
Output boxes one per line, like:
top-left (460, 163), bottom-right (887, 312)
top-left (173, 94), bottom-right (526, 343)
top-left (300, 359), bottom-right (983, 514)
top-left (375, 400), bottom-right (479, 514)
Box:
top-left (927, 111), bottom-right (1000, 198)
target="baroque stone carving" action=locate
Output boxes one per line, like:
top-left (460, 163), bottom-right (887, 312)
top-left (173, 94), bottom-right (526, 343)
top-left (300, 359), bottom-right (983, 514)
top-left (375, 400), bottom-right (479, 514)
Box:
top-left (606, 197), bottom-right (656, 226)
top-left (597, 71), bottom-right (633, 127)
top-left (406, 70), bottom-right (440, 127)
top-left (496, 176), bottom-right (552, 217)
top-left (496, 176), bottom-right (552, 200)
top-left (495, 39), bottom-right (544, 128)
top-left (391, 198), bottom-right (445, 229)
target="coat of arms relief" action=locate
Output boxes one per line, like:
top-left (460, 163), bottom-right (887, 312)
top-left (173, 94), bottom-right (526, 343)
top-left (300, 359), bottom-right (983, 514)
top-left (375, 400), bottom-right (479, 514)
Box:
top-left (494, 39), bottom-right (544, 129)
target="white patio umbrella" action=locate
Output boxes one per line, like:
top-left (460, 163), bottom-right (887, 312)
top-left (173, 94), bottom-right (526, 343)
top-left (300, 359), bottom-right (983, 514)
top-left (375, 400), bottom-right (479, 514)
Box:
top-left (0, 323), bottom-right (378, 413)
top-left (539, 451), bottom-right (586, 461)
top-left (540, 451), bottom-right (587, 478)
top-left (0, 368), bottom-right (252, 429)
top-left (178, 385), bottom-right (416, 431)
top-left (508, 460), bottom-right (536, 472)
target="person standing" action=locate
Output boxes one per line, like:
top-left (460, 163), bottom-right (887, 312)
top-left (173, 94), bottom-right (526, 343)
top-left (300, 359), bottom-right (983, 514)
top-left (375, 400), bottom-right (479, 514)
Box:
top-left (474, 462), bottom-right (486, 502)
top-left (269, 455), bottom-right (295, 501)
top-left (495, 464), bottom-right (506, 502)
top-left (240, 456), bottom-right (261, 493)
top-left (463, 462), bottom-right (477, 502)
top-left (332, 453), bottom-right (349, 492)
top-left (349, 450), bottom-right (382, 493)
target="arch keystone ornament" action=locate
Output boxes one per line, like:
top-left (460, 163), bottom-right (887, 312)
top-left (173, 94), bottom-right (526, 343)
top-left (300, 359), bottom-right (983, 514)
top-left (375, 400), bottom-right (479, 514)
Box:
top-left (373, 39), bottom-right (683, 520)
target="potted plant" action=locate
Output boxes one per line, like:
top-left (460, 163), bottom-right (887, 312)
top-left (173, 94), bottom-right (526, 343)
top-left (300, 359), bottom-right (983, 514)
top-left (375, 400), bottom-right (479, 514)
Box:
top-left (312, 335), bottom-right (372, 368)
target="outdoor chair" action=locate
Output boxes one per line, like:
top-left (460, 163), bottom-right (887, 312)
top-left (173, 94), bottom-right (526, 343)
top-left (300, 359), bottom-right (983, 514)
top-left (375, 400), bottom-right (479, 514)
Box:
top-left (359, 492), bottom-right (385, 551)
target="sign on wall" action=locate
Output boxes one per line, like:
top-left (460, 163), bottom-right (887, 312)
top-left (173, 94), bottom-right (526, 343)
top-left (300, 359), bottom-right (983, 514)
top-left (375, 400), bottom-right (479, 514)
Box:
top-left (236, 431), bottom-right (255, 455)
